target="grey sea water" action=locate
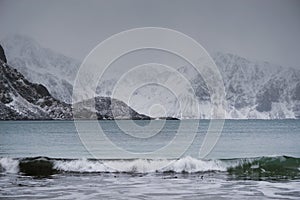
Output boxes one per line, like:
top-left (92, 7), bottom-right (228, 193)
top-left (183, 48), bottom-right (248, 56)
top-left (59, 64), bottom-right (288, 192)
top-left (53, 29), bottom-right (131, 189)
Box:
top-left (0, 120), bottom-right (300, 199)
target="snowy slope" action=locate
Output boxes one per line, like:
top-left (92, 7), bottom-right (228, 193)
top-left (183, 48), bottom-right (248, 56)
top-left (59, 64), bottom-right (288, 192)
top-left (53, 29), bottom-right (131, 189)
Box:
top-left (212, 53), bottom-right (300, 119)
top-left (1, 35), bottom-right (79, 103)
top-left (0, 43), bottom-right (150, 120)
top-left (0, 59), bottom-right (150, 120)
top-left (0, 58), bottom-right (72, 119)
top-left (2, 35), bottom-right (300, 119)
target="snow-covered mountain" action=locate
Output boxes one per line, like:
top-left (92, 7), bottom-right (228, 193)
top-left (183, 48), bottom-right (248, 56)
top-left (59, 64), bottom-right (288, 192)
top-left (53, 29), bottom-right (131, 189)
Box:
top-left (2, 35), bottom-right (300, 119)
top-left (212, 53), bottom-right (300, 119)
top-left (0, 44), bottom-right (150, 120)
top-left (0, 55), bottom-right (72, 120)
top-left (1, 35), bottom-right (79, 103)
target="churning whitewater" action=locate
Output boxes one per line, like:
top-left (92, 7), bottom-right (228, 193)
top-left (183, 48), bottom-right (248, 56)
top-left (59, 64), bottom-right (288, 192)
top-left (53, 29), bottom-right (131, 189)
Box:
top-left (1, 156), bottom-right (299, 180)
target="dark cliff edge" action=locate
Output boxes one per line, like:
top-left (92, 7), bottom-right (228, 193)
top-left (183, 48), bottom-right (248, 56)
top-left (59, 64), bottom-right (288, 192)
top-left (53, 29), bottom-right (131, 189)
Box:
top-left (0, 45), bottom-right (7, 63)
top-left (0, 57), bottom-right (71, 120)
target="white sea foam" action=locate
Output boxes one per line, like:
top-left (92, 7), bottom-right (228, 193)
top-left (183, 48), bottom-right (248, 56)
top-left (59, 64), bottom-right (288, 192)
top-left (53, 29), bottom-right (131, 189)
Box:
top-left (53, 156), bottom-right (229, 173)
top-left (54, 159), bottom-right (108, 173)
top-left (0, 156), bottom-right (233, 174)
top-left (0, 157), bottom-right (19, 173)
top-left (1, 156), bottom-right (297, 175)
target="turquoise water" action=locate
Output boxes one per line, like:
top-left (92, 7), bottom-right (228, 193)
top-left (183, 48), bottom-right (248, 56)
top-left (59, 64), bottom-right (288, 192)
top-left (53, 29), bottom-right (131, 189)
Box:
top-left (1, 120), bottom-right (299, 159)
top-left (0, 120), bottom-right (300, 199)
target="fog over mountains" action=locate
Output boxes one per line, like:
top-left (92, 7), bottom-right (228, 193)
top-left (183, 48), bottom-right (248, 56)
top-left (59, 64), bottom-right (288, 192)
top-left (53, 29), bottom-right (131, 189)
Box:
top-left (1, 35), bottom-right (300, 119)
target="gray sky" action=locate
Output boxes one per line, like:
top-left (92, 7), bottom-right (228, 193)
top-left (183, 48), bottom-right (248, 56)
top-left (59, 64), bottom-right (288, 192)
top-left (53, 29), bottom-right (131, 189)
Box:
top-left (0, 0), bottom-right (300, 68)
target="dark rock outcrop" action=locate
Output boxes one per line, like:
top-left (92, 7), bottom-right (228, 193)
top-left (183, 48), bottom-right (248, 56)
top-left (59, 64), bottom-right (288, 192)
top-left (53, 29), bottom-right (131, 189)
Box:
top-left (73, 97), bottom-right (151, 120)
top-left (0, 45), bottom-right (7, 63)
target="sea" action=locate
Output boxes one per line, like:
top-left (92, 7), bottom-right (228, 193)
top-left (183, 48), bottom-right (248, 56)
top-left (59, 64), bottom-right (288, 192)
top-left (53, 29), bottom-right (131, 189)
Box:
top-left (0, 120), bottom-right (299, 199)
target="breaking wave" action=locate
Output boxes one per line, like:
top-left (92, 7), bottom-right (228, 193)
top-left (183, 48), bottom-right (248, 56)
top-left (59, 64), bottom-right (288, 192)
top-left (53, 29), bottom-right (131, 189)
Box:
top-left (1, 156), bottom-right (299, 180)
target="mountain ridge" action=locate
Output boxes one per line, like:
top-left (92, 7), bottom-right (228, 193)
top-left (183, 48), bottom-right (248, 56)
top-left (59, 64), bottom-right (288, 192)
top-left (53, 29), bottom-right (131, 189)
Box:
top-left (1, 35), bottom-right (300, 119)
top-left (0, 44), bottom-right (151, 120)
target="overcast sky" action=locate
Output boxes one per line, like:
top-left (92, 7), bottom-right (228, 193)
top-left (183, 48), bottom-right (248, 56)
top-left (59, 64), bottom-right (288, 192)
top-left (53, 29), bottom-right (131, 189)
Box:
top-left (0, 0), bottom-right (299, 68)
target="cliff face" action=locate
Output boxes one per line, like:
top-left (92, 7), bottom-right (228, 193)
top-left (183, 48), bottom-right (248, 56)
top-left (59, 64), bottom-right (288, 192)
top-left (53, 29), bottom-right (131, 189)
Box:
top-left (0, 53), bottom-right (72, 120)
top-left (0, 45), bottom-right (7, 63)
top-left (0, 44), bottom-right (150, 120)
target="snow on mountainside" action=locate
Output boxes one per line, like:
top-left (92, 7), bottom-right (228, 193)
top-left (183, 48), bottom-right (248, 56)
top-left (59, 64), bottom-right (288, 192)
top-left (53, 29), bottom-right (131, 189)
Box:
top-left (0, 59), bottom-right (150, 120)
top-left (0, 43), bottom-right (150, 120)
top-left (0, 56), bottom-right (72, 120)
top-left (1, 35), bottom-right (300, 119)
top-left (212, 53), bottom-right (300, 119)
top-left (1, 35), bottom-right (79, 103)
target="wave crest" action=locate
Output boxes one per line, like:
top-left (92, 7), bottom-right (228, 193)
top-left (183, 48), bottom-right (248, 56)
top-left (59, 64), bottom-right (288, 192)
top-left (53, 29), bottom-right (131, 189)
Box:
top-left (1, 156), bottom-right (299, 180)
